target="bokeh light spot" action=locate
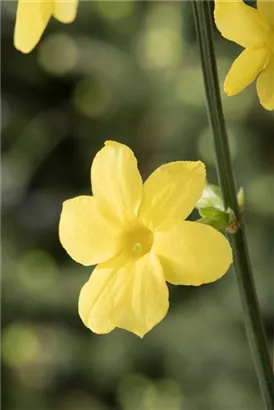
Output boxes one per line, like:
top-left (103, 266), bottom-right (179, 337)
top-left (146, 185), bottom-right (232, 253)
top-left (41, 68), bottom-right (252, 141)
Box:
top-left (74, 77), bottom-right (115, 118)
top-left (197, 126), bottom-right (237, 164)
top-left (177, 67), bottom-right (204, 106)
top-left (248, 174), bottom-right (274, 216)
top-left (118, 374), bottom-right (184, 410)
top-left (2, 323), bottom-right (40, 367)
top-left (18, 249), bottom-right (57, 291)
top-left (137, 4), bottom-right (182, 70)
top-left (38, 34), bottom-right (78, 76)
top-left (95, 1), bottom-right (135, 21)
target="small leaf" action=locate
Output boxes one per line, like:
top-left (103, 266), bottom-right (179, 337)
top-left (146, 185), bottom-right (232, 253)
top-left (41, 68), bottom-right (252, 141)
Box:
top-left (196, 183), bottom-right (224, 211)
top-left (197, 214), bottom-right (229, 232)
top-left (198, 206), bottom-right (228, 219)
top-left (196, 182), bottom-right (243, 233)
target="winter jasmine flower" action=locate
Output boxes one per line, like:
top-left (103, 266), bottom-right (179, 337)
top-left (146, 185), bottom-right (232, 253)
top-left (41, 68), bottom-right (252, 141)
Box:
top-left (59, 141), bottom-right (232, 337)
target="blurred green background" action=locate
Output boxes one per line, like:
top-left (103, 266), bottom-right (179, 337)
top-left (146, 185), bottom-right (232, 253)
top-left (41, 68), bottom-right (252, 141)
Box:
top-left (1, 2), bottom-right (274, 409)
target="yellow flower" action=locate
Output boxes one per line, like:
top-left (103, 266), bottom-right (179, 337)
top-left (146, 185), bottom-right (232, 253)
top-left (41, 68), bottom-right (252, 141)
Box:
top-left (214, 0), bottom-right (274, 110)
top-left (14, 0), bottom-right (78, 53)
top-left (59, 141), bottom-right (232, 337)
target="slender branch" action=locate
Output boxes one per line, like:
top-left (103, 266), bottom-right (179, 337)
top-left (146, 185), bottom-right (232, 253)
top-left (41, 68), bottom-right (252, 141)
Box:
top-left (191, 1), bottom-right (274, 409)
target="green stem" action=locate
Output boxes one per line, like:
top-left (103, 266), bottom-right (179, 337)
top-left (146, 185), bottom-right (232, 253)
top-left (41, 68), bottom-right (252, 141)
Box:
top-left (192, 1), bottom-right (274, 409)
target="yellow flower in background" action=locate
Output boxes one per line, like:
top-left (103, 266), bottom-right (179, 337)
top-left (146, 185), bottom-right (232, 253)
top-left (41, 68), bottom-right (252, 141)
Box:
top-left (59, 141), bottom-right (232, 337)
top-left (214, 0), bottom-right (274, 110)
top-left (14, 0), bottom-right (78, 53)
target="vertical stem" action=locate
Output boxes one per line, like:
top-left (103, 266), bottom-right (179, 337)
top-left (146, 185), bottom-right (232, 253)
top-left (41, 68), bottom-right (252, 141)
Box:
top-left (192, 1), bottom-right (274, 409)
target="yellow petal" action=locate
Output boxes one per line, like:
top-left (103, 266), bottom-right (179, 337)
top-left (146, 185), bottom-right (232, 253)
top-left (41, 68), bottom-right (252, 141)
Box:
top-left (79, 268), bottom-right (116, 334)
top-left (79, 253), bottom-right (169, 337)
top-left (224, 47), bottom-right (268, 96)
top-left (53, 0), bottom-right (78, 23)
top-left (256, 58), bottom-right (274, 110)
top-left (59, 195), bottom-right (122, 266)
top-left (14, 0), bottom-right (53, 53)
top-left (139, 161), bottom-right (205, 229)
top-left (91, 141), bottom-right (143, 223)
top-left (258, 0), bottom-right (274, 27)
top-left (113, 253), bottom-right (169, 337)
top-left (214, 0), bottom-right (269, 48)
top-left (154, 221), bottom-right (232, 286)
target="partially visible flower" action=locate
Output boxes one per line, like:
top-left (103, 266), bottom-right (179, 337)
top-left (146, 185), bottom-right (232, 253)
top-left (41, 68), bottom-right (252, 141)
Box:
top-left (59, 141), bottom-right (232, 337)
top-left (214, 0), bottom-right (274, 110)
top-left (14, 0), bottom-right (78, 53)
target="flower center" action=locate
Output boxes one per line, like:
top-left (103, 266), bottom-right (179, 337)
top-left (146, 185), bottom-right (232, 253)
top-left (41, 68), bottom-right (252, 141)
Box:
top-left (132, 242), bottom-right (143, 253)
top-left (124, 224), bottom-right (154, 258)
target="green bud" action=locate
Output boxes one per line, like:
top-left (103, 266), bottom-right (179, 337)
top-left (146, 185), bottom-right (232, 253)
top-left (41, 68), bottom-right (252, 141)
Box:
top-left (196, 183), bottom-right (224, 211)
top-left (237, 187), bottom-right (244, 213)
top-left (198, 206), bottom-right (227, 219)
top-left (196, 183), bottom-right (244, 233)
top-left (197, 213), bottom-right (229, 232)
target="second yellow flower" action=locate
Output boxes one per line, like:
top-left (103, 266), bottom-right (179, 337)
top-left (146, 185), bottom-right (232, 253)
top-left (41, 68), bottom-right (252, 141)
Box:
top-left (14, 0), bottom-right (78, 53)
